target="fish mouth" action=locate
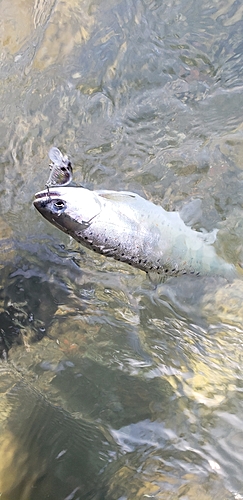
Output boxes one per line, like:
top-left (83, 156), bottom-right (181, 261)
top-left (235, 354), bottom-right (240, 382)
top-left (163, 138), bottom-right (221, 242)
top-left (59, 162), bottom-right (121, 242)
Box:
top-left (33, 191), bottom-right (48, 211)
top-left (33, 189), bottom-right (69, 230)
top-left (33, 190), bottom-right (65, 210)
top-left (34, 190), bottom-right (61, 201)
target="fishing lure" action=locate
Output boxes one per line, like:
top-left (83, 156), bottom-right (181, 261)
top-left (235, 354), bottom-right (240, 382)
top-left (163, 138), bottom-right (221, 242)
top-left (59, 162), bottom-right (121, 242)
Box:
top-left (46, 147), bottom-right (73, 189)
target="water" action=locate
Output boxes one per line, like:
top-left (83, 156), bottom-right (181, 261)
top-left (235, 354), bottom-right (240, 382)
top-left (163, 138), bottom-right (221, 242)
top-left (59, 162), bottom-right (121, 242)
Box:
top-left (1, 0), bottom-right (243, 498)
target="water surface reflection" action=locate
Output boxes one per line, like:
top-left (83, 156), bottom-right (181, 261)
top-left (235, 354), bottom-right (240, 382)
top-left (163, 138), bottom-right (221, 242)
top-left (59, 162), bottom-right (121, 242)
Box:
top-left (1, 0), bottom-right (243, 498)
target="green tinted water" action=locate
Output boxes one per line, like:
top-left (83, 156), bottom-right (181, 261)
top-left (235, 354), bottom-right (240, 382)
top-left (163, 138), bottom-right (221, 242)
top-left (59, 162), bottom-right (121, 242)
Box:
top-left (1, 0), bottom-right (243, 498)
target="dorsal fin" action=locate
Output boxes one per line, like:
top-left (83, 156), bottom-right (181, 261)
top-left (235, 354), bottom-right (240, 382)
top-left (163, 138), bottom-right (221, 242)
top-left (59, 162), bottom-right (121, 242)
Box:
top-left (179, 199), bottom-right (202, 227)
top-left (97, 190), bottom-right (136, 202)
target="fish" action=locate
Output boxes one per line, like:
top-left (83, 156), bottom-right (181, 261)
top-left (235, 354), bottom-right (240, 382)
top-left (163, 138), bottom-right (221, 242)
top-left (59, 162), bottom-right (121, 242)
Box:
top-left (33, 186), bottom-right (237, 280)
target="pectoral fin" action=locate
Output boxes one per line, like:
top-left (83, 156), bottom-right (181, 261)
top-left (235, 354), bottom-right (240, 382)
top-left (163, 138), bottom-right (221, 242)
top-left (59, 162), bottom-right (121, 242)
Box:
top-left (147, 271), bottom-right (168, 284)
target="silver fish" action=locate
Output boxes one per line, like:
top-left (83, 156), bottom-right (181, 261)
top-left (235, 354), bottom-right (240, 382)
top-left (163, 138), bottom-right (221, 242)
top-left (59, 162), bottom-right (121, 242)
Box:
top-left (33, 186), bottom-right (237, 280)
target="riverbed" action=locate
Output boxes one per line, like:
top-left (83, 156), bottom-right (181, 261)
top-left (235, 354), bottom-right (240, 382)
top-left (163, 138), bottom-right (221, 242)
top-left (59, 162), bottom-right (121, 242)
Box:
top-left (1, 0), bottom-right (243, 498)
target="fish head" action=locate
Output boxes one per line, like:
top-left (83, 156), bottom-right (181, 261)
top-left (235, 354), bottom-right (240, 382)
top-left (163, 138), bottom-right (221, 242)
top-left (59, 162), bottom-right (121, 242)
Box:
top-left (33, 187), bottom-right (102, 236)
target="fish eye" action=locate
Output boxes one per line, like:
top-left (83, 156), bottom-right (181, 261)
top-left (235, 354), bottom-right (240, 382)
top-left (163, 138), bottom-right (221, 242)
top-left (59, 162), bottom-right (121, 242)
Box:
top-left (53, 199), bottom-right (66, 210)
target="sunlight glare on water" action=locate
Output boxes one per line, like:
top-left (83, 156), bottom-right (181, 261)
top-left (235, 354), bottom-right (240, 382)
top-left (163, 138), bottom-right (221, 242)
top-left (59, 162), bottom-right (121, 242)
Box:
top-left (1, 0), bottom-right (243, 498)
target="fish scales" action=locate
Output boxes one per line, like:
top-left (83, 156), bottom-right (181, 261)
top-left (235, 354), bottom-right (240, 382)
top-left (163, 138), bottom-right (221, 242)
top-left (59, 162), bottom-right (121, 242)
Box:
top-left (33, 186), bottom-right (236, 280)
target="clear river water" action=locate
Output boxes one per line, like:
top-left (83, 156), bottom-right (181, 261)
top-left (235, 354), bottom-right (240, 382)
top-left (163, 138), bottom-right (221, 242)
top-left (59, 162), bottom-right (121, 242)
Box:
top-left (1, 0), bottom-right (243, 498)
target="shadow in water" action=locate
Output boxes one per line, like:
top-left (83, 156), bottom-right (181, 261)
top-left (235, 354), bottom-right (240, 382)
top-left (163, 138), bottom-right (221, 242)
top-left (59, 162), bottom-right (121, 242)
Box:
top-left (0, 254), bottom-right (70, 359)
top-left (0, 377), bottom-right (118, 500)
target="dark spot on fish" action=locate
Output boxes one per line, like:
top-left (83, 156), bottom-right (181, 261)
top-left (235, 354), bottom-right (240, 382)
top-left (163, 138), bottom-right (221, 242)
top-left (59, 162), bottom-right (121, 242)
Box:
top-left (121, 253), bottom-right (125, 256)
top-left (138, 259), bottom-right (142, 264)
top-left (93, 248), bottom-right (97, 252)
top-left (164, 269), bottom-right (168, 273)
top-left (105, 238), bottom-right (108, 242)
top-left (84, 237), bottom-right (88, 240)
top-left (157, 266), bottom-right (160, 270)
top-left (143, 260), bottom-right (147, 264)
top-left (150, 266), bottom-right (153, 270)
top-left (171, 268), bottom-right (176, 272)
